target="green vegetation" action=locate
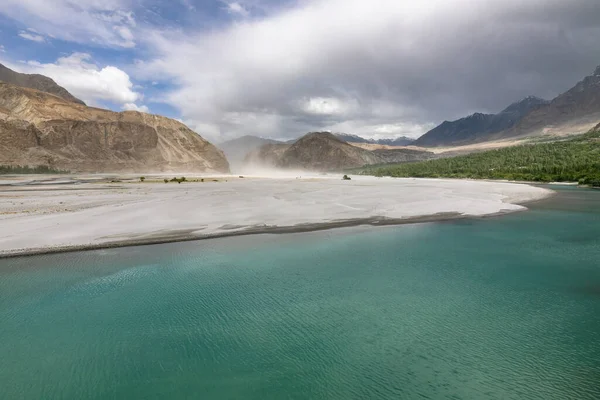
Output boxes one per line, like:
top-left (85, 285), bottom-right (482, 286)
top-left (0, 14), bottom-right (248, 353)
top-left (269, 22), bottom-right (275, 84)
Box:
top-left (167, 176), bottom-right (187, 184)
top-left (361, 131), bottom-right (600, 187)
top-left (0, 165), bottom-right (69, 174)
top-left (342, 174), bottom-right (351, 180)
top-left (139, 176), bottom-right (146, 182)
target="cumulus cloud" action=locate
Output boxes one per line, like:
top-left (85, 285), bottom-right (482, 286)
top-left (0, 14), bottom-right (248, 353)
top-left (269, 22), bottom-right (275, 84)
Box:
top-left (137, 0), bottom-right (600, 140)
top-left (0, 0), bottom-right (137, 48)
top-left (12, 53), bottom-right (140, 105)
top-left (123, 103), bottom-right (150, 113)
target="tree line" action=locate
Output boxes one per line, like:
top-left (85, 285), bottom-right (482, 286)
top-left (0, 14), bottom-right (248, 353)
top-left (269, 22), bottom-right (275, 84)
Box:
top-left (360, 131), bottom-right (600, 187)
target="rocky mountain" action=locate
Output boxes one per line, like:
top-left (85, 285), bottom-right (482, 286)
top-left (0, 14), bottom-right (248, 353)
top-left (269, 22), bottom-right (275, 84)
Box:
top-left (0, 82), bottom-right (229, 173)
top-left (0, 63), bottom-right (85, 105)
top-left (334, 132), bottom-right (415, 146)
top-left (507, 66), bottom-right (600, 138)
top-left (414, 96), bottom-right (549, 147)
top-left (219, 135), bottom-right (283, 170)
top-left (244, 132), bottom-right (431, 171)
top-left (278, 132), bottom-right (382, 170)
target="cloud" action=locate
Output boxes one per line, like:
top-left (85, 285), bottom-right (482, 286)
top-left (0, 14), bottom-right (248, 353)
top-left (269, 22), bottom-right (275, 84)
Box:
top-left (225, 2), bottom-right (249, 16)
top-left (301, 97), bottom-right (353, 116)
top-left (11, 53), bottom-right (140, 105)
top-left (0, 45), bottom-right (5, 53)
top-left (136, 0), bottom-right (600, 140)
top-left (4, 0), bottom-right (600, 141)
top-left (18, 31), bottom-right (46, 43)
top-left (122, 103), bottom-right (150, 113)
top-left (0, 0), bottom-right (137, 48)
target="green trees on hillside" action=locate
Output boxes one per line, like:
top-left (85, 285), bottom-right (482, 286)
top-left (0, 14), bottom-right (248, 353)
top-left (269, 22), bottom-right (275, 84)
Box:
top-left (0, 165), bottom-right (68, 174)
top-left (361, 131), bottom-right (600, 187)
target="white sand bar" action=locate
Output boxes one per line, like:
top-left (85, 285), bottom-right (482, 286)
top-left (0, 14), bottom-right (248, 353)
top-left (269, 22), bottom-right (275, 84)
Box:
top-left (0, 175), bottom-right (553, 256)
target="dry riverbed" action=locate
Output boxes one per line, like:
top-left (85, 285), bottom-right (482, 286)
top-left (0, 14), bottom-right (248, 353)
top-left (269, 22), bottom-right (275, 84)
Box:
top-left (0, 174), bottom-right (553, 257)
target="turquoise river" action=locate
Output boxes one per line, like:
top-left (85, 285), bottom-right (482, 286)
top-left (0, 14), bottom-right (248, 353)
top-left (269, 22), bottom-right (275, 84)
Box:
top-left (0, 186), bottom-right (599, 399)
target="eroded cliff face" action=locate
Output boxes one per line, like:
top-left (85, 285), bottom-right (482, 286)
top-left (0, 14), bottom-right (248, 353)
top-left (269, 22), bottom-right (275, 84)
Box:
top-left (0, 82), bottom-right (229, 173)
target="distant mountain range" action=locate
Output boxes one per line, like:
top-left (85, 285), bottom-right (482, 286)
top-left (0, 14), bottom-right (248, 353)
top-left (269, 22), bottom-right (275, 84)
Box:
top-left (506, 66), bottom-right (600, 138)
top-left (415, 65), bottom-right (600, 147)
top-left (333, 133), bottom-right (415, 146)
top-left (414, 96), bottom-right (549, 147)
top-left (221, 133), bottom-right (417, 170)
top-left (245, 132), bottom-right (434, 171)
top-left (0, 63), bottom-right (86, 105)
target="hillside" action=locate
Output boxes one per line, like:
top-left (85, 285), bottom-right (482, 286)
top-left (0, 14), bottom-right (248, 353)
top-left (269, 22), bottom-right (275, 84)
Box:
top-left (0, 63), bottom-right (85, 105)
top-left (361, 129), bottom-right (600, 186)
top-left (0, 82), bottom-right (229, 173)
top-left (279, 132), bottom-right (382, 170)
top-left (414, 96), bottom-right (549, 147)
top-left (507, 66), bottom-right (600, 138)
top-left (245, 132), bottom-right (389, 171)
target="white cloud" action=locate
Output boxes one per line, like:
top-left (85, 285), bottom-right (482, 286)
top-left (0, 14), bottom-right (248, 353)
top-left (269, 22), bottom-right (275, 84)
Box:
top-left (122, 103), bottom-right (150, 113)
top-left (135, 0), bottom-right (600, 140)
top-left (301, 97), bottom-right (353, 116)
top-left (113, 26), bottom-right (135, 48)
top-left (18, 31), bottom-right (46, 43)
top-left (225, 2), bottom-right (249, 16)
top-left (0, 0), bottom-right (137, 48)
top-left (0, 45), bottom-right (5, 53)
top-left (11, 53), bottom-right (140, 105)
top-left (5, 0), bottom-right (597, 141)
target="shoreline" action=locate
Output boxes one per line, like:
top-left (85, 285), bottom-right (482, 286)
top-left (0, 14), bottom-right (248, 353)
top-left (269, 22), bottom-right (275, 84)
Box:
top-left (0, 213), bottom-right (466, 259)
top-left (0, 176), bottom-right (554, 259)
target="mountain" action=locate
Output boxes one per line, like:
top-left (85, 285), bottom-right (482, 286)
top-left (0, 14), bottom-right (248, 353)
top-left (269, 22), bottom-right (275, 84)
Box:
top-left (414, 96), bottom-right (549, 147)
top-left (0, 82), bottom-right (229, 173)
top-left (245, 132), bottom-right (411, 171)
top-left (0, 63), bottom-right (85, 105)
top-left (507, 66), bottom-right (600, 138)
top-left (278, 132), bottom-right (382, 170)
top-left (333, 133), bottom-right (371, 143)
top-left (375, 137), bottom-right (416, 146)
top-left (333, 132), bottom-right (415, 146)
top-left (219, 135), bottom-right (282, 170)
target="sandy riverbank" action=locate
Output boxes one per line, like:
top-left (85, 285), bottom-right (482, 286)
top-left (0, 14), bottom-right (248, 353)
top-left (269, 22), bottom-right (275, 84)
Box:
top-left (0, 174), bottom-right (553, 257)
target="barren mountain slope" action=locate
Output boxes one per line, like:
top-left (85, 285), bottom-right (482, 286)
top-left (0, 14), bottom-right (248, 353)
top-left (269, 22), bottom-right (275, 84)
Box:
top-left (0, 82), bottom-right (229, 173)
top-left (0, 63), bottom-right (85, 105)
top-left (504, 66), bottom-right (600, 139)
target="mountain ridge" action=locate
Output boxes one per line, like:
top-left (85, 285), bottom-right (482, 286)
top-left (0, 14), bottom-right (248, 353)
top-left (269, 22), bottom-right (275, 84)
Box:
top-left (504, 66), bottom-right (600, 139)
top-left (0, 63), bottom-right (86, 106)
top-left (414, 96), bottom-right (549, 147)
top-left (244, 132), bottom-right (433, 171)
top-left (333, 132), bottom-right (415, 146)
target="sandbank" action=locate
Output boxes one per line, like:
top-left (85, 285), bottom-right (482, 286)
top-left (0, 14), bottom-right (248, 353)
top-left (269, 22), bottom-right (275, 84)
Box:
top-left (0, 175), bottom-right (553, 257)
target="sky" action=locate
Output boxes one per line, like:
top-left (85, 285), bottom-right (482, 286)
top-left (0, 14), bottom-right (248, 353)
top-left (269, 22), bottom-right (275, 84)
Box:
top-left (1, 0), bottom-right (600, 142)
